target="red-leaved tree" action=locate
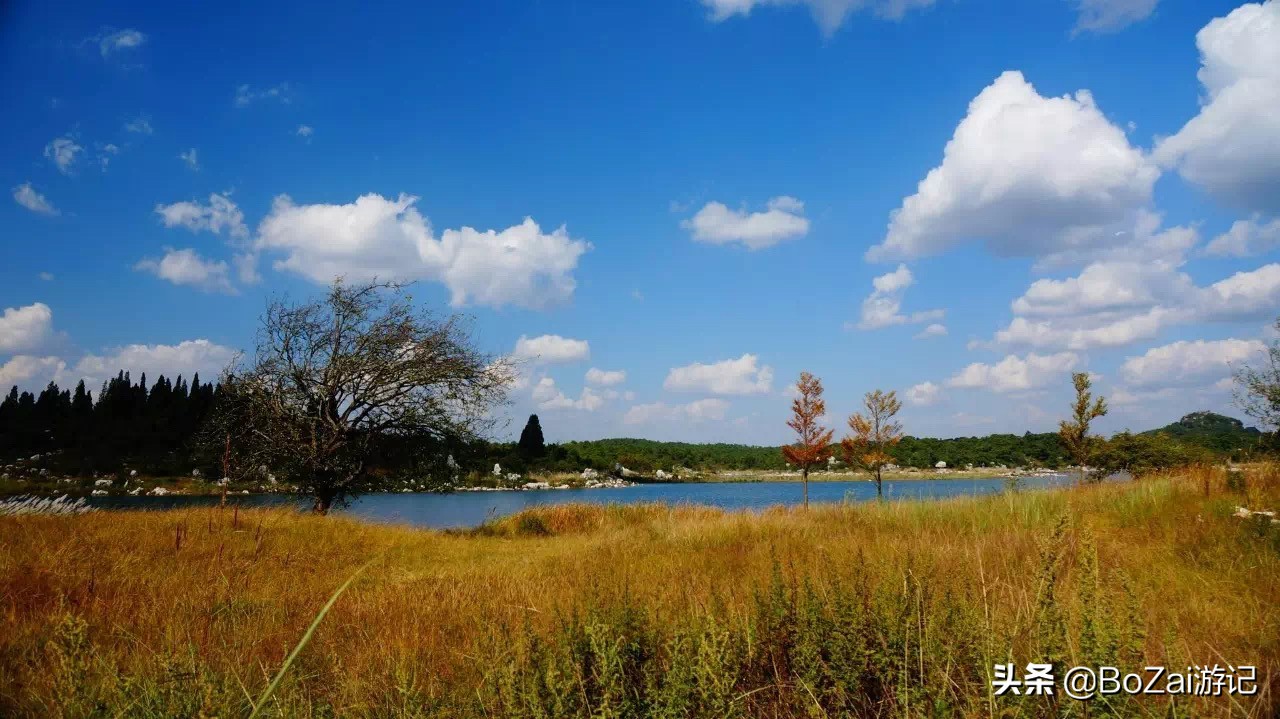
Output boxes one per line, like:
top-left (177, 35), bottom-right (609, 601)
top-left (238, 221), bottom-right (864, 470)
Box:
top-left (783, 371), bottom-right (834, 509)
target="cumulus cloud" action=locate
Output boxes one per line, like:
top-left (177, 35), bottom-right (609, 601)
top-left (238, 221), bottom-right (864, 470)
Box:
top-left (1072, 0), bottom-right (1159, 34)
top-left (853, 264), bottom-right (944, 330)
top-left (73, 340), bottom-right (237, 387)
top-left (585, 368), bottom-right (626, 386)
top-left (0, 303), bottom-right (55, 354)
top-left (1154, 1), bottom-right (1280, 213)
top-left (906, 381), bottom-right (941, 406)
top-left (155, 193), bottom-right (249, 239)
top-left (986, 232), bottom-right (1280, 350)
top-left (296, 125), bottom-right (313, 139)
top-left (700, 0), bottom-right (935, 34)
top-left (256, 193), bottom-right (591, 309)
top-left (134, 248), bottom-right (236, 294)
top-left (664, 353), bottom-right (773, 395)
top-left (867, 71), bottom-right (1157, 262)
top-left (44, 137), bottom-right (83, 174)
top-left (235, 83), bottom-right (293, 107)
top-left (682, 196), bottom-right (809, 250)
top-left (0, 355), bottom-right (67, 390)
top-left (947, 352), bottom-right (1081, 393)
top-left (512, 334), bottom-right (590, 364)
top-left (1120, 338), bottom-right (1266, 387)
top-left (624, 398), bottom-right (730, 424)
top-left (1205, 216), bottom-right (1280, 257)
top-left (12, 182), bottom-right (58, 215)
top-left (531, 377), bottom-right (604, 411)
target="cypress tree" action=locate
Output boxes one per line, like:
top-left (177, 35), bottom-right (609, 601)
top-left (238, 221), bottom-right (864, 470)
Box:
top-left (517, 414), bottom-right (546, 457)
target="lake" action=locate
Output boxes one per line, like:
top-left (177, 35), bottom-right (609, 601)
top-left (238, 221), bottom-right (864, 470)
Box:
top-left (85, 474), bottom-right (1074, 529)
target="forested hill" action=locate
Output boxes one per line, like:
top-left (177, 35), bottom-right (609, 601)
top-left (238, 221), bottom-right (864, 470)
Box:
top-left (1140, 411), bottom-right (1262, 454)
top-left (558, 433), bottom-right (1070, 471)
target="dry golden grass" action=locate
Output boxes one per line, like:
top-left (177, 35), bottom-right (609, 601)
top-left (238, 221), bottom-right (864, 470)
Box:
top-left (1, 466), bottom-right (1278, 717)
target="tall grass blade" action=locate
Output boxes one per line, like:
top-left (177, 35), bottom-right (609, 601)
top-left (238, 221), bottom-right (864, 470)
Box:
top-left (247, 557), bottom-right (377, 719)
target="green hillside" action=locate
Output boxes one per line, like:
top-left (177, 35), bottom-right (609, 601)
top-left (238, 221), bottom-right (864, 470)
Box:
top-left (1140, 411), bottom-right (1263, 455)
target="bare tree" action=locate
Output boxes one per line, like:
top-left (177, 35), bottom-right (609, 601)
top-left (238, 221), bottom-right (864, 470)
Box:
top-left (1234, 318), bottom-right (1280, 442)
top-left (841, 389), bottom-right (903, 499)
top-left (782, 372), bottom-right (834, 509)
top-left (1059, 372), bottom-right (1107, 483)
top-left (210, 280), bottom-right (513, 513)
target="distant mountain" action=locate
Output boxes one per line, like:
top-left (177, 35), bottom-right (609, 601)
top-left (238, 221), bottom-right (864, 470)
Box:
top-left (1140, 411), bottom-right (1263, 454)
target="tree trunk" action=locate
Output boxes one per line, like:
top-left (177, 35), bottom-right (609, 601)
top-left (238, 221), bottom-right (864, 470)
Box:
top-left (802, 467), bottom-right (809, 509)
top-left (876, 467), bottom-right (883, 499)
top-left (313, 491), bottom-right (334, 515)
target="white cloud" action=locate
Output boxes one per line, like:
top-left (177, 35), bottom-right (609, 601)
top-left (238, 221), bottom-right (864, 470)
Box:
top-left (95, 28), bottom-right (145, 57)
top-left (682, 196), bottom-right (810, 250)
top-left (624, 398), bottom-right (730, 424)
top-left (124, 116), bottom-right (153, 134)
top-left (914, 323), bottom-right (947, 339)
top-left (906, 381), bottom-right (941, 406)
top-left (155, 193), bottom-right (249, 239)
top-left (531, 377), bottom-right (604, 411)
top-left (0, 303), bottom-right (55, 354)
top-left (1120, 338), bottom-right (1266, 387)
top-left (74, 340), bottom-right (236, 386)
top-left (585, 368), bottom-right (626, 386)
top-left (97, 142), bottom-right (119, 170)
top-left (987, 248), bottom-right (1280, 351)
top-left (853, 264), bottom-right (944, 330)
top-left (947, 352), bottom-right (1080, 393)
top-left (38, 272), bottom-right (54, 282)
top-left (178, 148), bottom-right (199, 171)
top-left (1154, 1), bottom-right (1280, 213)
top-left (12, 182), bottom-right (58, 215)
top-left (235, 83), bottom-right (293, 107)
top-left (1072, 0), bottom-right (1158, 34)
top-left (1199, 262), bottom-right (1280, 316)
top-left (664, 353), bottom-right (773, 395)
top-left (867, 71), bottom-right (1158, 262)
top-left (512, 334), bottom-right (590, 364)
top-left (0, 356), bottom-right (67, 390)
top-left (44, 137), bottom-right (83, 174)
top-left (296, 125), bottom-right (313, 138)
top-left (232, 253), bottom-right (261, 285)
top-left (134, 248), bottom-right (236, 294)
top-left (700, 0), bottom-right (935, 34)
top-left (256, 193), bottom-right (590, 309)
top-left (1205, 216), bottom-right (1280, 257)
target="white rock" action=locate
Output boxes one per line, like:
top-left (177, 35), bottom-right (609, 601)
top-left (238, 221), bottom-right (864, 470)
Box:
top-left (148, 487), bottom-right (170, 496)
top-left (94, 479), bottom-right (113, 487)
top-left (129, 469), bottom-right (138, 477)
top-left (91, 489), bottom-right (108, 496)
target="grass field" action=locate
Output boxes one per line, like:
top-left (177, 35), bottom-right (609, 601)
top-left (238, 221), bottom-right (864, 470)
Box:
top-left (1, 466), bottom-right (1278, 717)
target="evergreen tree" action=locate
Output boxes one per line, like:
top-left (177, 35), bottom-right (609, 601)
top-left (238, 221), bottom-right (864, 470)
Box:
top-left (518, 414), bottom-right (546, 457)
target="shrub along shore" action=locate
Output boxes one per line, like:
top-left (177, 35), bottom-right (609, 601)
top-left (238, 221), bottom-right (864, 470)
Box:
top-left (1, 465), bottom-right (1278, 717)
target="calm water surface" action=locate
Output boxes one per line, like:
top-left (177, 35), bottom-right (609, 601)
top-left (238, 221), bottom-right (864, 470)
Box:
top-left (87, 475), bottom-right (1073, 529)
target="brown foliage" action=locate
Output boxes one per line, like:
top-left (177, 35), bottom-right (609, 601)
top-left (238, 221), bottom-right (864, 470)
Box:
top-left (782, 372), bottom-right (834, 472)
top-left (841, 389), bottom-right (903, 497)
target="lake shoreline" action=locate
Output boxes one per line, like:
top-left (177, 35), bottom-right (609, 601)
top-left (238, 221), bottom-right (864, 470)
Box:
top-left (1, 467), bottom-right (1072, 500)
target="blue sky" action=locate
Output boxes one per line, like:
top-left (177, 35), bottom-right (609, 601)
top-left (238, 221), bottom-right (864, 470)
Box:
top-left (3, 0), bottom-right (1279, 444)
